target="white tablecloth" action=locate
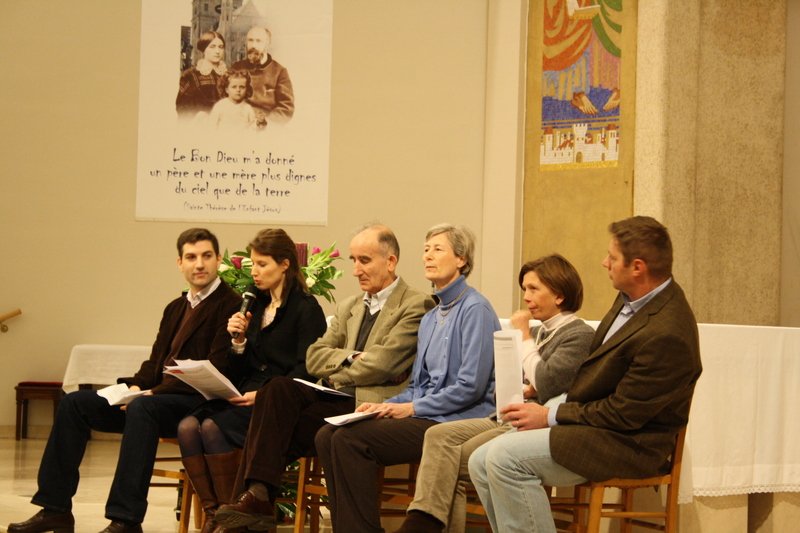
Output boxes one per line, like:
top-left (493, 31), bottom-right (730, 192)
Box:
top-left (681, 323), bottom-right (800, 502)
top-left (62, 344), bottom-right (150, 392)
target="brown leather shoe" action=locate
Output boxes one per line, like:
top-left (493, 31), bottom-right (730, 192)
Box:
top-left (200, 509), bottom-right (218, 533)
top-left (214, 489), bottom-right (275, 530)
top-left (392, 510), bottom-right (445, 533)
top-left (97, 520), bottom-right (143, 533)
top-left (8, 509), bottom-right (75, 533)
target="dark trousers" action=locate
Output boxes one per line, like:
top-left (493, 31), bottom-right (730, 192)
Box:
top-left (315, 416), bottom-right (438, 533)
top-left (31, 389), bottom-right (204, 523)
top-left (235, 376), bottom-right (354, 493)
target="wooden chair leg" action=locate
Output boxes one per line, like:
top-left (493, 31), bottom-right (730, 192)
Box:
top-left (665, 482), bottom-right (679, 533)
top-left (620, 488), bottom-right (634, 533)
top-left (294, 457), bottom-right (310, 533)
top-left (178, 474), bottom-right (193, 533)
top-left (585, 486), bottom-right (605, 533)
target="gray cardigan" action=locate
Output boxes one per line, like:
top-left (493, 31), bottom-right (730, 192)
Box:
top-left (529, 319), bottom-right (595, 403)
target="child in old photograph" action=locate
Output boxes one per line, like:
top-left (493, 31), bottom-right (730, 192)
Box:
top-left (207, 70), bottom-right (260, 131)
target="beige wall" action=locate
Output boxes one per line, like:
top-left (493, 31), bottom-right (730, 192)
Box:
top-left (0, 0), bottom-right (527, 431)
top-left (783, 0), bottom-right (800, 327)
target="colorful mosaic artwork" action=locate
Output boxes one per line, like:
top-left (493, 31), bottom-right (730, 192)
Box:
top-left (540, 0), bottom-right (622, 169)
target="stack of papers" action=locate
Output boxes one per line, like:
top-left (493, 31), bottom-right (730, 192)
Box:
top-left (493, 329), bottom-right (525, 418)
top-left (164, 359), bottom-right (242, 400)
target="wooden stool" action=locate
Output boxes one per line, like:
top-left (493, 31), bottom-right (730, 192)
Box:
top-left (15, 381), bottom-right (65, 440)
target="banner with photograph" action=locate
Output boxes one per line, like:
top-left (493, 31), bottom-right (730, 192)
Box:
top-left (136, 0), bottom-right (332, 224)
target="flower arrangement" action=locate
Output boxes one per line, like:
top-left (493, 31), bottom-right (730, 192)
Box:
top-left (302, 243), bottom-right (343, 303)
top-left (218, 242), bottom-right (343, 302)
top-left (218, 251), bottom-right (254, 295)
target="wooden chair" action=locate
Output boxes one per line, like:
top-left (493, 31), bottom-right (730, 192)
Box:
top-left (380, 477), bottom-right (491, 532)
top-left (293, 456), bottom-right (327, 533)
top-left (292, 456), bottom-right (421, 533)
top-left (150, 438), bottom-right (203, 533)
top-left (552, 426), bottom-right (687, 533)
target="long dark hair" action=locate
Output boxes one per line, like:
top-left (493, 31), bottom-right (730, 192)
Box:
top-left (249, 228), bottom-right (308, 298)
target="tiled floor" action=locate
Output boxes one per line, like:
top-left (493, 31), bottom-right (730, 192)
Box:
top-left (0, 438), bottom-right (461, 533)
top-left (0, 437), bottom-right (199, 533)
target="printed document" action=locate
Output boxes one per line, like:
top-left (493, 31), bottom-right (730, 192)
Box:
top-left (163, 359), bottom-right (242, 400)
top-left (97, 383), bottom-right (148, 406)
top-left (493, 329), bottom-right (525, 419)
top-left (324, 411), bottom-right (379, 426)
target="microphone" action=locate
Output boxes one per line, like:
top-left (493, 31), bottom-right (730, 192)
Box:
top-left (232, 286), bottom-right (258, 338)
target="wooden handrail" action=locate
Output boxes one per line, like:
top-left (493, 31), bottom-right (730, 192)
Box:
top-left (0, 309), bottom-right (22, 332)
top-left (0, 308), bottom-right (22, 322)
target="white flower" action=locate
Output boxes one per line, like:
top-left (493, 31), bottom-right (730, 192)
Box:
top-left (306, 277), bottom-right (316, 288)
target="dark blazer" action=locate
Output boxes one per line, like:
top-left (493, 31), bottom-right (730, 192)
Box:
top-left (228, 283), bottom-right (327, 392)
top-left (119, 281), bottom-right (241, 395)
top-left (551, 281), bottom-right (702, 481)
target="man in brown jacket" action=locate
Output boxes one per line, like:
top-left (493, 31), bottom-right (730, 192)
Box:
top-left (9, 228), bottom-right (240, 533)
top-left (469, 216), bottom-right (702, 533)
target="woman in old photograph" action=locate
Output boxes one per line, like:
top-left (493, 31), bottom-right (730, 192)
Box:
top-left (176, 30), bottom-right (227, 119)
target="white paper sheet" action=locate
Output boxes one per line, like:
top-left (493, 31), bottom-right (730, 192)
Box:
top-left (293, 378), bottom-right (353, 397)
top-left (96, 383), bottom-right (148, 406)
top-left (163, 359), bottom-right (242, 400)
top-left (323, 411), bottom-right (379, 426)
top-left (493, 329), bottom-right (525, 419)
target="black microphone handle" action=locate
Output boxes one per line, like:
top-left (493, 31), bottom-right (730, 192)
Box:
top-left (232, 291), bottom-right (256, 338)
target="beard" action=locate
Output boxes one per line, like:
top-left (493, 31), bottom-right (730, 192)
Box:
top-left (246, 47), bottom-right (264, 65)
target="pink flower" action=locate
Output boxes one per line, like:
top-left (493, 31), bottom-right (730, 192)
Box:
top-left (311, 246), bottom-right (321, 254)
top-left (231, 256), bottom-right (243, 269)
top-left (330, 249), bottom-right (340, 258)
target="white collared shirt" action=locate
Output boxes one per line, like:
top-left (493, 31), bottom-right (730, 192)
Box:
top-left (602, 278), bottom-right (672, 344)
top-left (186, 277), bottom-right (221, 309)
top-left (362, 277), bottom-right (400, 316)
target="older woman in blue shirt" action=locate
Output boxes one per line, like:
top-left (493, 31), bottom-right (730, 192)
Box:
top-left (314, 223), bottom-right (499, 533)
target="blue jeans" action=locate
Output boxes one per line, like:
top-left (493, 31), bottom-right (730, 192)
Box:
top-left (468, 427), bottom-right (587, 533)
top-left (32, 389), bottom-right (203, 523)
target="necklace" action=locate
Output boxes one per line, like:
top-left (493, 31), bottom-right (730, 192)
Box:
top-left (437, 286), bottom-right (469, 323)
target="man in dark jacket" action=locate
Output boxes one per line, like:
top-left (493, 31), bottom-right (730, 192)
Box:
top-left (231, 26), bottom-right (294, 127)
top-left (9, 228), bottom-right (241, 533)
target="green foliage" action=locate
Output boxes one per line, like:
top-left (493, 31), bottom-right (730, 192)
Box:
top-left (218, 243), bottom-right (343, 302)
top-left (217, 249), bottom-right (253, 294)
